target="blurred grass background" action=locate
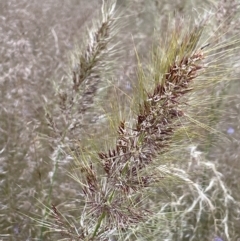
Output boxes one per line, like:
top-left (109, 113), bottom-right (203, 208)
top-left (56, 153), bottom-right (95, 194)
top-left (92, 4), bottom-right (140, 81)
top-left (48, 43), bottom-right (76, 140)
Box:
top-left (0, 0), bottom-right (240, 240)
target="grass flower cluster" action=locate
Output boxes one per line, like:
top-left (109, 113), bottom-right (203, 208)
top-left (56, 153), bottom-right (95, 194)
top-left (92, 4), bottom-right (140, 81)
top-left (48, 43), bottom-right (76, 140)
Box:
top-left (1, 0), bottom-right (240, 240)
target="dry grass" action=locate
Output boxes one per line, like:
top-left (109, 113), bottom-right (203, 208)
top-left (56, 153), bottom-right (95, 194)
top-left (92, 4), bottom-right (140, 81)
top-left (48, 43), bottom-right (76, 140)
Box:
top-left (0, 0), bottom-right (240, 241)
